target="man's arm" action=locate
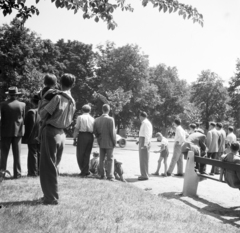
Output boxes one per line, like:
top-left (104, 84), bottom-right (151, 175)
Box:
top-left (73, 117), bottom-right (80, 140)
top-left (110, 118), bottom-right (116, 146)
top-left (39, 95), bottom-right (59, 120)
top-left (206, 131), bottom-right (212, 149)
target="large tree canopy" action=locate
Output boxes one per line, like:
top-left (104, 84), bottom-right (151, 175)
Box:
top-left (1, 0), bottom-right (204, 29)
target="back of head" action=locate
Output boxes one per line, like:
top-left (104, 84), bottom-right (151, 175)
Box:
top-left (102, 104), bottom-right (110, 113)
top-left (44, 73), bottom-right (57, 87)
top-left (156, 132), bottom-right (162, 137)
top-left (140, 111), bottom-right (148, 118)
top-left (209, 122), bottom-right (216, 128)
top-left (31, 94), bottom-right (40, 106)
top-left (60, 73), bottom-right (76, 89)
top-left (230, 142), bottom-right (240, 152)
top-left (174, 118), bottom-right (181, 126)
top-left (228, 126), bottom-right (234, 132)
top-left (189, 123), bottom-right (196, 130)
top-left (82, 104), bottom-right (91, 113)
top-left (216, 122), bottom-right (223, 129)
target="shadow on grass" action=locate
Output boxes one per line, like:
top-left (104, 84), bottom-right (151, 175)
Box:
top-left (125, 178), bottom-right (139, 183)
top-left (160, 192), bottom-right (240, 228)
top-left (0, 199), bottom-right (43, 208)
top-left (59, 173), bottom-right (80, 177)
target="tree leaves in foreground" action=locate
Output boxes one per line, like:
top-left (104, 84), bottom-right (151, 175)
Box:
top-left (1, 0), bottom-right (204, 29)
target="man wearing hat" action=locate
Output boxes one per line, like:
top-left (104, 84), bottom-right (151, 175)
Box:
top-left (73, 104), bottom-right (94, 177)
top-left (206, 122), bottom-right (221, 175)
top-left (0, 87), bottom-right (25, 178)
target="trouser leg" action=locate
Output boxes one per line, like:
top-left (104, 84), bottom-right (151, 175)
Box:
top-left (106, 148), bottom-right (114, 179)
top-left (12, 137), bottom-right (22, 178)
top-left (40, 126), bottom-right (65, 202)
top-left (77, 132), bottom-right (93, 175)
top-left (99, 148), bottom-right (106, 178)
top-left (167, 143), bottom-right (181, 174)
top-left (0, 137), bottom-right (11, 171)
top-left (27, 144), bottom-right (39, 176)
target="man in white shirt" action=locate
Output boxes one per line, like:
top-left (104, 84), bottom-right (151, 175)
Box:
top-left (73, 104), bottom-right (94, 177)
top-left (226, 126), bottom-right (237, 145)
top-left (138, 111), bottom-right (153, 181)
top-left (167, 118), bottom-right (186, 177)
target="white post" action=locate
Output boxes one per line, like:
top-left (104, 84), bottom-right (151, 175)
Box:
top-left (182, 151), bottom-right (199, 196)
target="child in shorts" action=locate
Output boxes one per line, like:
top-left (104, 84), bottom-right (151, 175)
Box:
top-left (152, 132), bottom-right (169, 177)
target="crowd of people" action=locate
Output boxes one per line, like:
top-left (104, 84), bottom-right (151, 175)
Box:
top-left (1, 73), bottom-right (240, 205)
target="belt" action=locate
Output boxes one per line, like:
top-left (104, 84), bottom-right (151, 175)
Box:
top-left (79, 131), bottom-right (93, 133)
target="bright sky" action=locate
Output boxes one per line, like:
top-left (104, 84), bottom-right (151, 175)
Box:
top-left (1, 0), bottom-right (240, 84)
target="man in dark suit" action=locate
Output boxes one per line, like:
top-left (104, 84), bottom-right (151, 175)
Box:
top-left (93, 104), bottom-right (116, 181)
top-left (0, 87), bottom-right (25, 178)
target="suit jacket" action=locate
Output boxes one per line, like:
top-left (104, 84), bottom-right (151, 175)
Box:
top-left (93, 114), bottom-right (116, 148)
top-left (187, 132), bottom-right (206, 151)
top-left (206, 128), bottom-right (220, 153)
top-left (0, 99), bottom-right (25, 137)
top-left (218, 129), bottom-right (226, 153)
top-left (22, 108), bottom-right (40, 144)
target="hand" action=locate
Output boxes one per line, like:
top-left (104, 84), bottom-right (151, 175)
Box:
top-left (73, 139), bottom-right (77, 146)
top-left (136, 141), bottom-right (139, 145)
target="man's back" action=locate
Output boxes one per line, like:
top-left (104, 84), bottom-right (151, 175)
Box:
top-left (94, 115), bottom-right (116, 148)
top-left (1, 99), bottom-right (25, 137)
top-left (206, 128), bottom-right (220, 153)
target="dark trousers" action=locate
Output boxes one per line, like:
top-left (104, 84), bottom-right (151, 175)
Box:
top-left (40, 125), bottom-right (65, 202)
top-left (99, 148), bottom-right (114, 179)
top-left (27, 144), bottom-right (40, 176)
top-left (0, 137), bottom-right (22, 178)
top-left (77, 132), bottom-right (94, 175)
top-left (207, 152), bottom-right (218, 173)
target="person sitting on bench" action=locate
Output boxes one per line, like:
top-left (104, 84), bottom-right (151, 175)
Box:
top-left (220, 142), bottom-right (240, 189)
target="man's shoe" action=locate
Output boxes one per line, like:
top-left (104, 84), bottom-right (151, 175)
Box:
top-left (107, 178), bottom-right (116, 182)
top-left (43, 199), bottom-right (58, 205)
top-left (151, 173), bottom-right (159, 176)
top-left (138, 177), bottom-right (149, 181)
top-left (166, 172), bottom-right (172, 177)
top-left (209, 173), bottom-right (214, 176)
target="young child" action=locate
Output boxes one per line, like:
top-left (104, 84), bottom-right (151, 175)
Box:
top-left (152, 132), bottom-right (169, 177)
top-left (89, 152), bottom-right (100, 175)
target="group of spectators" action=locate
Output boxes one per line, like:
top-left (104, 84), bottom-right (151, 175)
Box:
top-left (1, 72), bottom-right (240, 204)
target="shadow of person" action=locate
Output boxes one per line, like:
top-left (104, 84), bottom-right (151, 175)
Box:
top-left (160, 192), bottom-right (240, 228)
top-left (0, 199), bottom-right (43, 208)
top-left (125, 178), bottom-right (139, 183)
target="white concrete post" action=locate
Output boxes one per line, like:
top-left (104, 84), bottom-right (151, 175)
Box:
top-left (182, 151), bottom-right (199, 196)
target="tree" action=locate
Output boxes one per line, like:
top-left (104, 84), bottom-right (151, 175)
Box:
top-left (1, 0), bottom-right (204, 29)
top-left (0, 18), bottom-right (44, 101)
top-left (95, 42), bottom-right (150, 127)
top-left (149, 64), bottom-right (189, 134)
top-left (228, 59), bottom-right (240, 128)
top-left (191, 70), bottom-right (229, 129)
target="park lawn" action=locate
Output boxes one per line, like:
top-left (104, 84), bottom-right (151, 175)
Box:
top-left (0, 176), bottom-right (238, 233)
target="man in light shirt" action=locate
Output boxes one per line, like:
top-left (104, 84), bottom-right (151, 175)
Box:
top-left (138, 111), bottom-right (153, 181)
top-left (167, 118), bottom-right (186, 177)
top-left (226, 126), bottom-right (237, 146)
top-left (73, 104), bottom-right (94, 177)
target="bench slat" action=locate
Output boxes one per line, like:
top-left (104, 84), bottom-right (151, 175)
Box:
top-left (196, 172), bottom-right (226, 183)
top-left (195, 157), bottom-right (240, 171)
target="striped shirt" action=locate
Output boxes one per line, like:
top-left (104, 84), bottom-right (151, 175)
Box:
top-left (75, 113), bottom-right (94, 133)
top-left (39, 90), bottom-right (75, 129)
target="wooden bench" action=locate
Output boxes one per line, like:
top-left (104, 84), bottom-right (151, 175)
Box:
top-left (182, 151), bottom-right (240, 196)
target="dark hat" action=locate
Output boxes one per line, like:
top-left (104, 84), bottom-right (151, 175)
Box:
top-left (5, 86), bottom-right (21, 95)
top-left (230, 142), bottom-right (240, 151)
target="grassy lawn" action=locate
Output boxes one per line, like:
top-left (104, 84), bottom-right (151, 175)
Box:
top-left (0, 176), bottom-right (239, 233)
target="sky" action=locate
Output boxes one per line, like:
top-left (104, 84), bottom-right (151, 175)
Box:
top-left (1, 0), bottom-right (240, 85)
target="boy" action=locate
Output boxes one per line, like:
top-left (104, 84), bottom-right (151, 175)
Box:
top-left (152, 132), bottom-right (169, 177)
top-left (89, 152), bottom-right (100, 175)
